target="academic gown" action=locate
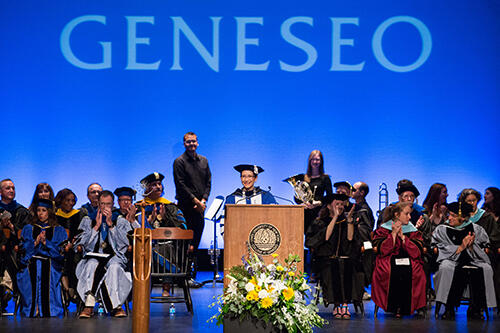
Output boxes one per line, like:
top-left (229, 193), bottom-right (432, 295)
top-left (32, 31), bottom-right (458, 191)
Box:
top-left (220, 187), bottom-right (277, 236)
top-left (56, 209), bottom-right (86, 290)
top-left (225, 187), bottom-right (277, 205)
top-left (305, 214), bottom-right (362, 305)
top-left (0, 200), bottom-right (31, 294)
top-left (135, 197), bottom-right (187, 230)
top-left (354, 200), bottom-right (375, 287)
top-left (75, 216), bottom-right (132, 312)
top-left (17, 223), bottom-right (67, 317)
top-left (432, 222), bottom-right (496, 308)
top-left (371, 222), bottom-right (426, 314)
top-left (133, 197), bottom-right (187, 274)
top-left (469, 209), bottom-right (500, 307)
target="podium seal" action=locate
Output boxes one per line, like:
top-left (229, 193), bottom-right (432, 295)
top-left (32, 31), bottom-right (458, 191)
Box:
top-left (248, 223), bottom-right (281, 255)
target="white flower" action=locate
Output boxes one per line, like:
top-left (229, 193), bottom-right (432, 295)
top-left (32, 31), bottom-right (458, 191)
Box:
top-left (258, 273), bottom-right (274, 286)
top-left (266, 264), bottom-right (276, 271)
top-left (244, 282), bottom-right (255, 292)
top-left (272, 280), bottom-right (287, 292)
top-left (258, 290), bottom-right (269, 299)
top-left (227, 281), bottom-right (238, 296)
top-left (300, 280), bottom-right (310, 291)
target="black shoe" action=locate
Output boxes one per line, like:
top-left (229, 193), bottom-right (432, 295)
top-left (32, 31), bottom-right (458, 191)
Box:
top-left (441, 308), bottom-right (455, 320)
top-left (415, 308), bottom-right (426, 319)
top-left (188, 279), bottom-right (202, 288)
top-left (467, 307), bottom-right (484, 320)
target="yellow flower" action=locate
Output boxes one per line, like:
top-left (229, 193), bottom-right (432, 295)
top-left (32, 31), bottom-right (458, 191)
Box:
top-left (288, 272), bottom-right (295, 277)
top-left (282, 287), bottom-right (294, 301)
top-left (276, 265), bottom-right (284, 272)
top-left (246, 290), bottom-right (258, 301)
top-left (250, 277), bottom-right (258, 285)
top-left (261, 297), bottom-right (273, 308)
top-left (271, 253), bottom-right (279, 258)
top-left (255, 285), bottom-right (262, 292)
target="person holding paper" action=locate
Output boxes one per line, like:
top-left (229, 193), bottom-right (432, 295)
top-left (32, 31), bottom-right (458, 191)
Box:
top-left (17, 199), bottom-right (67, 317)
top-left (371, 201), bottom-right (426, 318)
top-left (75, 190), bottom-right (132, 318)
top-left (432, 201), bottom-right (496, 320)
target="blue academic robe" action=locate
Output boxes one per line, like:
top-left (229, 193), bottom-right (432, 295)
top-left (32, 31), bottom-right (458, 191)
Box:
top-left (220, 187), bottom-right (277, 235)
top-left (17, 223), bottom-right (67, 317)
top-left (225, 187), bottom-right (277, 205)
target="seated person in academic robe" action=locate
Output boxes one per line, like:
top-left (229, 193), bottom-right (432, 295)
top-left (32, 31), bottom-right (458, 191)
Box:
top-left (112, 187), bottom-right (138, 228)
top-left (432, 201), bottom-right (496, 320)
top-left (305, 193), bottom-right (361, 319)
top-left (459, 188), bottom-right (500, 310)
top-left (372, 201), bottom-right (427, 318)
top-left (135, 173), bottom-right (187, 293)
top-left (80, 183), bottom-right (103, 221)
top-left (225, 164), bottom-right (277, 205)
top-left (376, 179), bottom-right (426, 229)
top-left (0, 178), bottom-right (31, 312)
top-left (415, 183), bottom-right (449, 300)
top-left (135, 172), bottom-right (187, 229)
top-left (54, 188), bottom-right (87, 303)
top-left (459, 188), bottom-right (500, 249)
top-left (17, 199), bottom-right (67, 317)
top-left (0, 209), bottom-right (17, 313)
top-left (75, 190), bottom-right (132, 318)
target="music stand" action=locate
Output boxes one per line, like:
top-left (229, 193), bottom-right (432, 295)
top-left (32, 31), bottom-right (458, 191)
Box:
top-left (201, 196), bottom-right (224, 287)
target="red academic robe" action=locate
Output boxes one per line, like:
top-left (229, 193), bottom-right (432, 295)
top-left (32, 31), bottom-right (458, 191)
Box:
top-left (371, 227), bottom-right (426, 313)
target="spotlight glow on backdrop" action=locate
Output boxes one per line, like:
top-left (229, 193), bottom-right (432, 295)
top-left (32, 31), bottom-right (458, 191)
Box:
top-left (1, 1), bottom-right (498, 248)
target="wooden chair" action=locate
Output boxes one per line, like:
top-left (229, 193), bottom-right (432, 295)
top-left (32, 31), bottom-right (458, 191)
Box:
top-left (150, 227), bottom-right (194, 314)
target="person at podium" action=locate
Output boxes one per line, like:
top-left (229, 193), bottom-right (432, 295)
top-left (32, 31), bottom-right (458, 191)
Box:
top-left (225, 164), bottom-right (277, 205)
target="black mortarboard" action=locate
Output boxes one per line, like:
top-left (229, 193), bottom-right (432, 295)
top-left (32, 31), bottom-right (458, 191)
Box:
top-left (396, 183), bottom-right (420, 197)
top-left (140, 172), bottom-right (165, 186)
top-left (447, 201), bottom-right (473, 218)
top-left (114, 187), bottom-right (137, 198)
top-left (322, 193), bottom-right (350, 205)
top-left (36, 198), bottom-right (54, 209)
top-left (234, 164), bottom-right (264, 175)
top-left (333, 181), bottom-right (352, 190)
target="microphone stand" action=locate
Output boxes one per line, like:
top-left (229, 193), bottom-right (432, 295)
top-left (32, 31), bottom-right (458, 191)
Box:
top-left (201, 196), bottom-right (224, 287)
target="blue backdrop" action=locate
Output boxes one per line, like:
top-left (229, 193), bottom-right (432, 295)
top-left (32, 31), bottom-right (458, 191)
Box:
top-left (1, 1), bottom-right (498, 248)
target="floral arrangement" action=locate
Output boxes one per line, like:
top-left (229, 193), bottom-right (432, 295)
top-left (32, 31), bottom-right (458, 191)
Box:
top-left (209, 251), bottom-right (326, 333)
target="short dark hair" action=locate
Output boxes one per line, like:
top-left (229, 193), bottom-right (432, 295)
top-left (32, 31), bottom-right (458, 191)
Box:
top-left (0, 178), bottom-right (13, 189)
top-left (183, 132), bottom-right (197, 141)
top-left (98, 190), bottom-right (114, 201)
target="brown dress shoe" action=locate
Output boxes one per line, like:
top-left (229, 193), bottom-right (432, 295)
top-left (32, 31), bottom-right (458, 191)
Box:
top-left (113, 308), bottom-right (127, 318)
top-left (79, 307), bottom-right (94, 319)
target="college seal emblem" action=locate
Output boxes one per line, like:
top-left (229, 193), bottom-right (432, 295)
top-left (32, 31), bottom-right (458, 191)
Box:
top-left (248, 223), bottom-right (281, 255)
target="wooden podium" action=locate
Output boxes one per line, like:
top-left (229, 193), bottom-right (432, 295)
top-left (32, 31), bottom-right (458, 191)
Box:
top-left (223, 205), bottom-right (304, 285)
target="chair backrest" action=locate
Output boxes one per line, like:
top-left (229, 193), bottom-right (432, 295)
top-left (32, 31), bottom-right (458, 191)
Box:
top-left (150, 228), bottom-right (193, 278)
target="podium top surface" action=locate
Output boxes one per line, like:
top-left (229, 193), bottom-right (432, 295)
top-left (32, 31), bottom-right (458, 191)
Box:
top-left (225, 204), bottom-right (303, 209)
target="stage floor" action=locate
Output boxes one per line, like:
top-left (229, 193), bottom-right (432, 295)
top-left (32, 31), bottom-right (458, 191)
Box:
top-left (1, 271), bottom-right (499, 332)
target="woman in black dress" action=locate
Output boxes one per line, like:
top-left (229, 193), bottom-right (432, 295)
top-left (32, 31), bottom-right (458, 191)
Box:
top-left (295, 150), bottom-right (333, 233)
